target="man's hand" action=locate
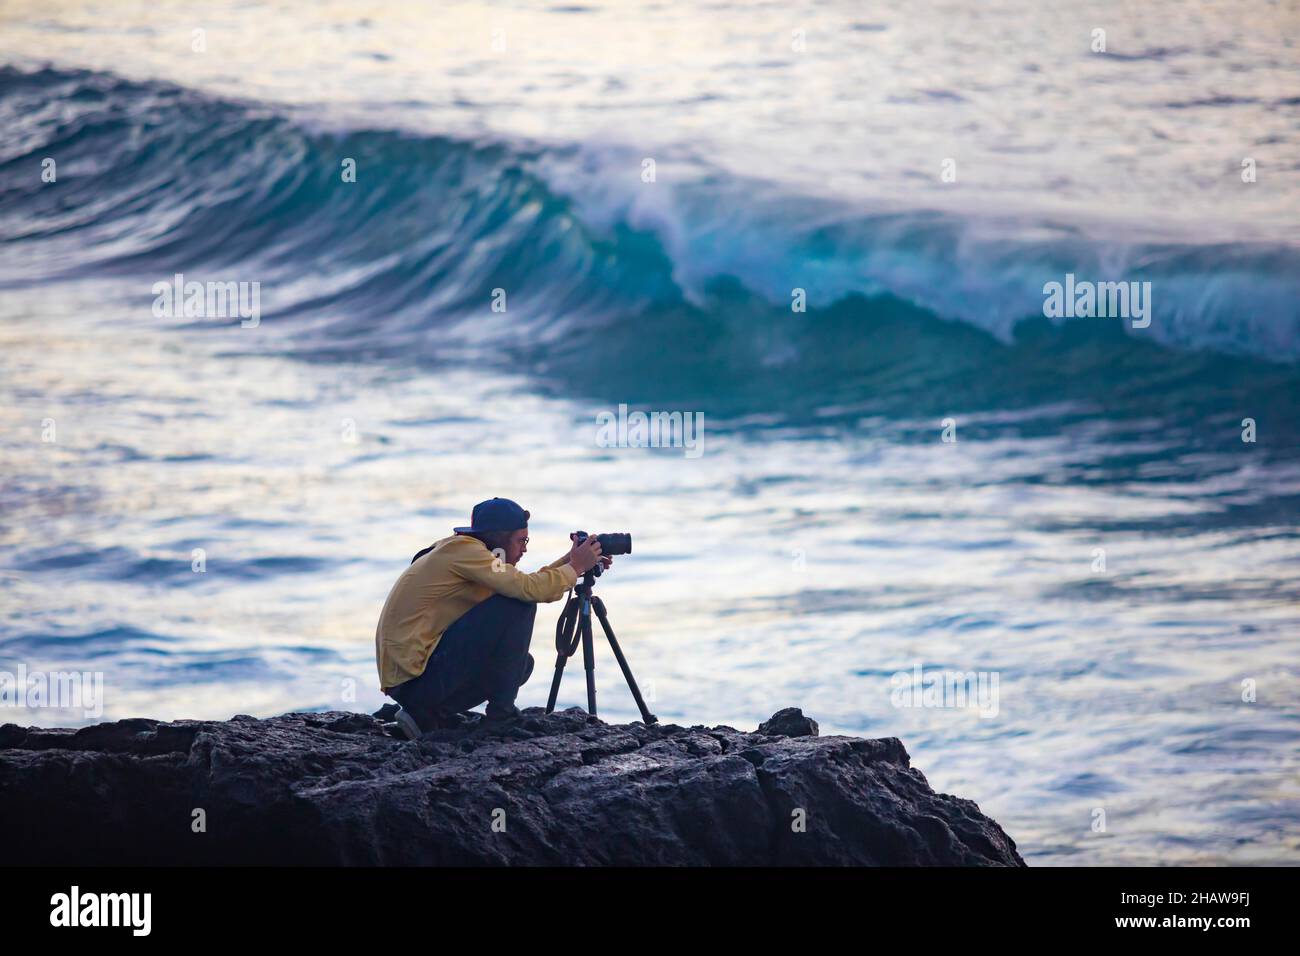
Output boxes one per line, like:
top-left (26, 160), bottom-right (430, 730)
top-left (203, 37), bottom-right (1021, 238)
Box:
top-left (568, 535), bottom-right (604, 575)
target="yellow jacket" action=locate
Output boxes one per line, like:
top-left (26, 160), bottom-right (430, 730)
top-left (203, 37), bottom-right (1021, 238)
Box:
top-left (375, 534), bottom-right (577, 692)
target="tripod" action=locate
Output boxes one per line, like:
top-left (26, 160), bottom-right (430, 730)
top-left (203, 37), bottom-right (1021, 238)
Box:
top-left (545, 566), bottom-right (657, 724)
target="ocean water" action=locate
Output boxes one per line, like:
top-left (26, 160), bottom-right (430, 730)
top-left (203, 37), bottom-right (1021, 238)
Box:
top-left (1, 0), bottom-right (1299, 865)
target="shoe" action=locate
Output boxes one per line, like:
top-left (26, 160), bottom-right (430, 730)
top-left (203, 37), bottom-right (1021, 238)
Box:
top-left (428, 710), bottom-right (472, 730)
top-left (518, 653), bottom-right (534, 687)
top-left (393, 706), bottom-right (424, 740)
top-left (483, 704), bottom-right (521, 725)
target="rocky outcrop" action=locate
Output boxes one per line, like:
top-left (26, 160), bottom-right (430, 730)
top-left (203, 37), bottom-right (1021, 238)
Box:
top-left (0, 706), bottom-right (1023, 865)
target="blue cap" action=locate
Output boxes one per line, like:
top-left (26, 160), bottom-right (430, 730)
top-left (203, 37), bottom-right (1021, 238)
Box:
top-left (454, 497), bottom-right (530, 534)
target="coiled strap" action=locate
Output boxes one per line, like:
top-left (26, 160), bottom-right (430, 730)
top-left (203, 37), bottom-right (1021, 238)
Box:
top-left (554, 591), bottom-right (580, 655)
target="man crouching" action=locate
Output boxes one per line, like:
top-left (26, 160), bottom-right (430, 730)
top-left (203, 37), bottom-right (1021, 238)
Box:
top-left (375, 497), bottom-right (607, 737)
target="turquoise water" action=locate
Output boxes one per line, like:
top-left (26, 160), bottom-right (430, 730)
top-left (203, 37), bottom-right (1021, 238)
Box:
top-left (1, 1), bottom-right (1298, 865)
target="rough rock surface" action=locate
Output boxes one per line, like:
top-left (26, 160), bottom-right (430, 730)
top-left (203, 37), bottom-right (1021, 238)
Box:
top-left (0, 706), bottom-right (1023, 865)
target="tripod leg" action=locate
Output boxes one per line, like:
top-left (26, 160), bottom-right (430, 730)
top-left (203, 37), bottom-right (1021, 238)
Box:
top-left (591, 596), bottom-right (658, 724)
top-left (581, 604), bottom-right (597, 716)
top-left (546, 596), bottom-right (579, 714)
top-left (545, 653), bottom-right (567, 714)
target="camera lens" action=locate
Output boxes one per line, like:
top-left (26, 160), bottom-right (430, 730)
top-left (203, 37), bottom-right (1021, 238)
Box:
top-left (596, 533), bottom-right (632, 555)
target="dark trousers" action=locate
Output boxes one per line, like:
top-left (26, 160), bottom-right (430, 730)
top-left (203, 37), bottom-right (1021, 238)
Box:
top-left (388, 594), bottom-right (536, 727)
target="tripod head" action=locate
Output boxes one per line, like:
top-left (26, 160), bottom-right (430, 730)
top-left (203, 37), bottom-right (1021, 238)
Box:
top-left (577, 563), bottom-right (603, 591)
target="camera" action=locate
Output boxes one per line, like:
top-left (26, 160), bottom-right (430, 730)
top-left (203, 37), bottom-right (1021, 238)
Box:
top-left (572, 530), bottom-right (632, 555)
